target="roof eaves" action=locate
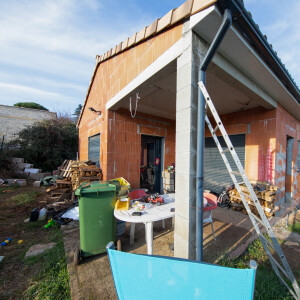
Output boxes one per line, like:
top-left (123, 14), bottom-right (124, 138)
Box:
top-left (217, 0), bottom-right (300, 102)
top-left (99, 0), bottom-right (217, 64)
top-left (78, 0), bottom-right (218, 127)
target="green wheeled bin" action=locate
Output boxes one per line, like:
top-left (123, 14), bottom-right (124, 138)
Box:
top-left (74, 181), bottom-right (117, 265)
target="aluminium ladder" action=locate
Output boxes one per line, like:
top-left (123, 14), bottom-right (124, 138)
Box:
top-left (198, 81), bottom-right (300, 300)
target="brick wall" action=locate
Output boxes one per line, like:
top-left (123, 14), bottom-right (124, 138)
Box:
top-left (275, 104), bottom-right (300, 211)
top-left (78, 24), bottom-right (182, 184)
top-left (0, 105), bottom-right (56, 142)
top-left (106, 109), bottom-right (175, 188)
top-left (205, 106), bottom-right (277, 184)
top-left (205, 105), bottom-right (300, 214)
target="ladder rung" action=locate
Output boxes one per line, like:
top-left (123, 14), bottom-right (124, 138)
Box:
top-left (248, 212), bottom-right (265, 227)
top-left (221, 148), bottom-right (230, 154)
top-left (213, 124), bottom-right (219, 133)
top-left (268, 254), bottom-right (290, 280)
top-left (230, 171), bottom-right (241, 176)
top-left (259, 233), bottom-right (276, 252)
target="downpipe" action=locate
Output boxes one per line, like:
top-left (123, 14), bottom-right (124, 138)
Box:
top-left (196, 9), bottom-right (232, 261)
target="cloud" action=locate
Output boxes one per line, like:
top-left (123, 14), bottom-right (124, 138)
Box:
top-left (0, 0), bottom-right (138, 111)
top-left (0, 0), bottom-right (168, 113)
top-left (0, 82), bottom-right (60, 98)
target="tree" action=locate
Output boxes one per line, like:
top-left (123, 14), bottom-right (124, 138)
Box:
top-left (9, 117), bottom-right (78, 172)
top-left (73, 104), bottom-right (83, 123)
top-left (14, 102), bottom-right (49, 111)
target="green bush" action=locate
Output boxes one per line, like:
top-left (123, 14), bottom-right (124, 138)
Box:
top-left (9, 117), bottom-right (78, 172)
top-left (14, 102), bottom-right (49, 111)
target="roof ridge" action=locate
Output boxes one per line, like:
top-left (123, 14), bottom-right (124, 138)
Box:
top-left (95, 0), bottom-right (217, 64)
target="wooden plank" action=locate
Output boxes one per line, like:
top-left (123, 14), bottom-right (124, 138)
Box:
top-left (230, 195), bottom-right (274, 213)
top-left (56, 180), bottom-right (72, 185)
top-left (63, 161), bottom-right (72, 177)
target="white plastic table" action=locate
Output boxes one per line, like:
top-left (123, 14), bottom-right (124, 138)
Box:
top-left (114, 193), bottom-right (175, 255)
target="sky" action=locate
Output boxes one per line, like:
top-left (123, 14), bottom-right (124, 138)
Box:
top-left (0, 0), bottom-right (299, 114)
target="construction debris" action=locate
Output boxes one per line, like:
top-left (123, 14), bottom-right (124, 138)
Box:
top-left (229, 181), bottom-right (278, 218)
top-left (44, 160), bottom-right (103, 214)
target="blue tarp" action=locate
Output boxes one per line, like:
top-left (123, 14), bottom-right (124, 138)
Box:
top-left (107, 248), bottom-right (256, 300)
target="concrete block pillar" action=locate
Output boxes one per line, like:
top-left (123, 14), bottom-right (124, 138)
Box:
top-left (174, 26), bottom-right (202, 259)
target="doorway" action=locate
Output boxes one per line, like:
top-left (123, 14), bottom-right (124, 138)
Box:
top-left (285, 136), bottom-right (294, 203)
top-left (140, 135), bottom-right (163, 193)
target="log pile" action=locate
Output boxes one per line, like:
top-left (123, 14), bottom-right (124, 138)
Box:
top-left (228, 181), bottom-right (278, 218)
top-left (69, 161), bottom-right (103, 191)
top-left (45, 160), bottom-right (103, 212)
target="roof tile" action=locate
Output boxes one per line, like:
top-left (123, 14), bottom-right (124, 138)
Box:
top-left (171, 0), bottom-right (193, 25)
top-left (145, 19), bottom-right (158, 38)
top-left (106, 50), bottom-right (112, 59)
top-left (97, 0), bottom-right (218, 62)
top-left (128, 33), bottom-right (137, 47)
top-left (111, 45), bottom-right (117, 56)
top-left (157, 9), bottom-right (174, 32)
top-left (122, 38), bottom-right (129, 51)
top-left (115, 42), bottom-right (122, 54)
top-left (192, 0), bottom-right (217, 14)
top-left (136, 27), bottom-right (146, 43)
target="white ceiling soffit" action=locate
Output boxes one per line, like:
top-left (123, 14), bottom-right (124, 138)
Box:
top-left (190, 6), bottom-right (300, 119)
top-left (105, 38), bottom-right (184, 112)
top-left (105, 6), bottom-right (216, 113)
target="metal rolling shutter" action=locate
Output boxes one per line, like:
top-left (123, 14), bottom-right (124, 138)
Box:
top-left (204, 134), bottom-right (245, 194)
top-left (88, 134), bottom-right (100, 167)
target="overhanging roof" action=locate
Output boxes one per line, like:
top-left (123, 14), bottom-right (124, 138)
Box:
top-left (77, 0), bottom-right (300, 126)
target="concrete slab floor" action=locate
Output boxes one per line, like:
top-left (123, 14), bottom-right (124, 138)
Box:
top-left (61, 207), bottom-right (267, 299)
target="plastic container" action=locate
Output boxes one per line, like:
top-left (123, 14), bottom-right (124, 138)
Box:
top-left (38, 208), bottom-right (47, 221)
top-left (109, 177), bottom-right (131, 196)
top-left (116, 220), bottom-right (126, 237)
top-left (74, 181), bottom-right (117, 263)
top-left (115, 197), bottom-right (130, 210)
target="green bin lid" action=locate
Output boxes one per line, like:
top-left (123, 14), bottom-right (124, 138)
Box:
top-left (75, 181), bottom-right (116, 196)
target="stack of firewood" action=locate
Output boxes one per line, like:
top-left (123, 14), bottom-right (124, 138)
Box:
top-left (228, 181), bottom-right (278, 218)
top-left (69, 161), bottom-right (103, 191)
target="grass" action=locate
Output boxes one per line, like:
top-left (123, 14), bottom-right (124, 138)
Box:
top-left (288, 221), bottom-right (300, 235)
top-left (220, 239), bottom-right (294, 300)
top-left (0, 185), bottom-right (21, 194)
top-left (22, 230), bottom-right (70, 300)
top-left (10, 191), bottom-right (40, 206)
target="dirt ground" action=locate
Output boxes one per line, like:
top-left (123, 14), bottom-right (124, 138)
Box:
top-left (63, 207), bottom-right (300, 300)
top-left (0, 185), bottom-right (58, 299)
top-left (1, 184), bottom-right (299, 299)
